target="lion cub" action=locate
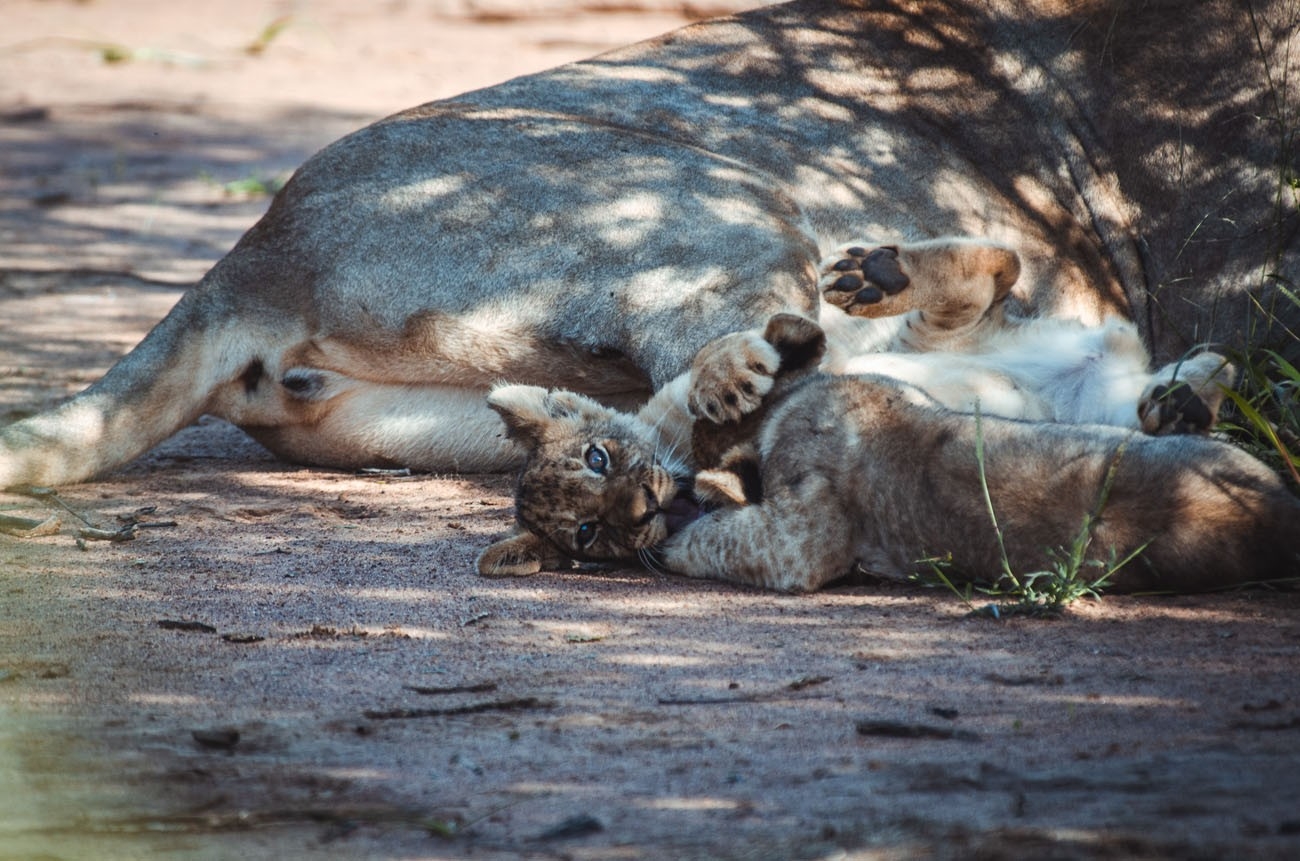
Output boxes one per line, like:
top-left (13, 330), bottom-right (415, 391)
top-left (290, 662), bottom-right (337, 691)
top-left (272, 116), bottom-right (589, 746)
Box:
top-left (479, 240), bottom-right (1296, 592)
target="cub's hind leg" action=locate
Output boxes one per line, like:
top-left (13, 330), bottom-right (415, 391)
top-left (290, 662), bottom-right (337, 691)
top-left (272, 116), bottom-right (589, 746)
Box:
top-left (818, 238), bottom-right (1021, 348)
top-left (1138, 351), bottom-right (1236, 435)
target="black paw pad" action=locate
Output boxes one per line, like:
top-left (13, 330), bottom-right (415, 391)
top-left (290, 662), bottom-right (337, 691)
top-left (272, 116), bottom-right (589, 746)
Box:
top-left (861, 247), bottom-right (909, 295)
top-left (826, 246), bottom-right (909, 299)
top-left (854, 286), bottom-right (884, 305)
top-left (832, 273), bottom-right (864, 291)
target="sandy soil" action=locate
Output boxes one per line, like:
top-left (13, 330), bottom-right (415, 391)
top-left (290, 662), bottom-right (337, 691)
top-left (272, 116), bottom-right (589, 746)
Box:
top-left (2, 2), bottom-right (1300, 859)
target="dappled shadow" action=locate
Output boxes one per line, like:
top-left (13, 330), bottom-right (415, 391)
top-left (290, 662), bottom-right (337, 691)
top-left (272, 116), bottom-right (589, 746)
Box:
top-left (98, 0), bottom-right (1294, 417)
top-left (447, 0), bottom-right (1298, 360)
top-left (0, 101), bottom-right (374, 283)
top-left (2, 0), bottom-right (1296, 481)
top-left (4, 1), bottom-right (1300, 856)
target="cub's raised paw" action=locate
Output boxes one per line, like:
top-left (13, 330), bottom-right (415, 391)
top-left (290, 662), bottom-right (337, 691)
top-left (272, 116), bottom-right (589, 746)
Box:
top-left (818, 243), bottom-right (910, 316)
top-left (688, 331), bottom-right (780, 424)
top-left (1138, 353), bottom-right (1236, 436)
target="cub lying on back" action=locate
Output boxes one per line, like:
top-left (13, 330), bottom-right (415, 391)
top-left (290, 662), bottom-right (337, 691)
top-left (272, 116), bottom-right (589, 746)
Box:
top-left (478, 239), bottom-right (1297, 592)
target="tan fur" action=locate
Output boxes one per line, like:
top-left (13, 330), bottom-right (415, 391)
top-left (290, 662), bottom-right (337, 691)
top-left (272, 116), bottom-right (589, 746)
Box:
top-left (1, 0), bottom-right (1295, 488)
top-left (667, 370), bottom-right (1300, 593)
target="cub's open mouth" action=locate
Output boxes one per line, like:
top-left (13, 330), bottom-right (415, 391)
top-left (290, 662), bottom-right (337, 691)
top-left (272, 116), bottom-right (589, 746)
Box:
top-left (662, 484), bottom-right (703, 536)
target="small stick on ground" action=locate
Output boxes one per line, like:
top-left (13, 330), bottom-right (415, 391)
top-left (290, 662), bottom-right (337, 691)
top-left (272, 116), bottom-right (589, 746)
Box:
top-left (364, 697), bottom-right (549, 721)
top-left (158, 620), bottom-right (218, 634)
top-left (658, 676), bottom-right (833, 706)
top-left (403, 682), bottom-right (499, 696)
top-left (79, 524), bottom-right (139, 542)
top-left (855, 719), bottom-right (980, 741)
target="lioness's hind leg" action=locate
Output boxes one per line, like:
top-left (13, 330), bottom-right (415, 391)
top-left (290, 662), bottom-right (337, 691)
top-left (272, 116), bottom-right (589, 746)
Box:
top-left (1138, 352), bottom-right (1237, 435)
top-left (819, 237), bottom-right (1021, 340)
top-left (246, 382), bottom-right (524, 472)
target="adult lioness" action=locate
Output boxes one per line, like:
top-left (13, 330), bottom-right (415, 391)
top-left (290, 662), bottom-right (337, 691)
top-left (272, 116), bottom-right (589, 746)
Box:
top-left (1, 0), bottom-right (1295, 487)
top-left (480, 313), bottom-right (1300, 593)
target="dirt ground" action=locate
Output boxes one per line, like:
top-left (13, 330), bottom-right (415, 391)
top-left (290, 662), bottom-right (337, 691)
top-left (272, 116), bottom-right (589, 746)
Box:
top-left (2, 1), bottom-right (1300, 859)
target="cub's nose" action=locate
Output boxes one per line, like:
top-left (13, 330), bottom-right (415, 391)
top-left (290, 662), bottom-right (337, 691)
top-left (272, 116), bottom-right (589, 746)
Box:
top-left (632, 484), bottom-right (660, 527)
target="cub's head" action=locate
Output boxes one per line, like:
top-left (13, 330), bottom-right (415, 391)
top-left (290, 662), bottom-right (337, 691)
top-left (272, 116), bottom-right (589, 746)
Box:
top-left (477, 385), bottom-right (698, 578)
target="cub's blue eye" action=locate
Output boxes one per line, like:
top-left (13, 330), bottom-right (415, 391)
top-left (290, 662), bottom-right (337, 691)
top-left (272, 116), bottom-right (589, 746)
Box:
top-left (584, 445), bottom-right (609, 475)
top-left (576, 522), bottom-right (598, 548)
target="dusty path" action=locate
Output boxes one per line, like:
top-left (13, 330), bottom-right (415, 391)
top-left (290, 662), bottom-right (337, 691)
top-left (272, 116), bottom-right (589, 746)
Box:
top-left (2, 2), bottom-right (1300, 858)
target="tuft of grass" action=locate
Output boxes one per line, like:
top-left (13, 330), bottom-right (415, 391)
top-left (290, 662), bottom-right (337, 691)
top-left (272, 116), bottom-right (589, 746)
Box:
top-left (915, 410), bottom-right (1146, 618)
top-left (1218, 3), bottom-right (1300, 489)
top-left (197, 169), bottom-right (287, 198)
top-left (221, 175), bottom-right (286, 197)
top-left (1219, 347), bottom-right (1300, 486)
top-left (245, 15), bottom-right (294, 57)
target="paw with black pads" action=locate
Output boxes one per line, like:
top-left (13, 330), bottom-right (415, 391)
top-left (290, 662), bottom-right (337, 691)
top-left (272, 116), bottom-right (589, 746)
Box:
top-left (818, 243), bottom-right (910, 315)
top-left (1138, 381), bottom-right (1215, 435)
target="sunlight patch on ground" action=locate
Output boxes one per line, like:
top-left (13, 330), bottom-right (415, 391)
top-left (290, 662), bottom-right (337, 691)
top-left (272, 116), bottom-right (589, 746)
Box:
top-left (640, 796), bottom-right (744, 811)
top-left (606, 651), bottom-right (710, 667)
top-left (128, 692), bottom-right (208, 707)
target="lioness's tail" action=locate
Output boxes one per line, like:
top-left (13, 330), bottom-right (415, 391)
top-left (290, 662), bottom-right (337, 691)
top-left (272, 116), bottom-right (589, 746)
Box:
top-left (0, 287), bottom-right (260, 488)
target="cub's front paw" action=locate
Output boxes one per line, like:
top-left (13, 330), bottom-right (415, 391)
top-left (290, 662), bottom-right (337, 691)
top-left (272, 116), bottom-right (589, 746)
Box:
top-left (477, 530), bottom-right (570, 578)
top-left (688, 331), bottom-right (779, 424)
top-left (818, 243), bottom-right (910, 316)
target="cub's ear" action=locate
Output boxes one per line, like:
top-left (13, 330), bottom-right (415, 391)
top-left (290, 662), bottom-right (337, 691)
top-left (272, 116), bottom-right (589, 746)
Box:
top-left (477, 530), bottom-right (571, 578)
top-left (487, 384), bottom-right (612, 450)
top-left (486, 385), bottom-right (552, 449)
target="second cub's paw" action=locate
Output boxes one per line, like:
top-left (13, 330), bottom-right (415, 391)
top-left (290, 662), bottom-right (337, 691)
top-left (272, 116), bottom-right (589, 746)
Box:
top-left (689, 331), bottom-right (779, 424)
top-left (477, 530), bottom-right (571, 578)
top-left (818, 243), bottom-right (910, 316)
top-left (1138, 353), bottom-right (1236, 436)
top-left (693, 443), bottom-right (762, 507)
top-left (1138, 381), bottom-right (1214, 435)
